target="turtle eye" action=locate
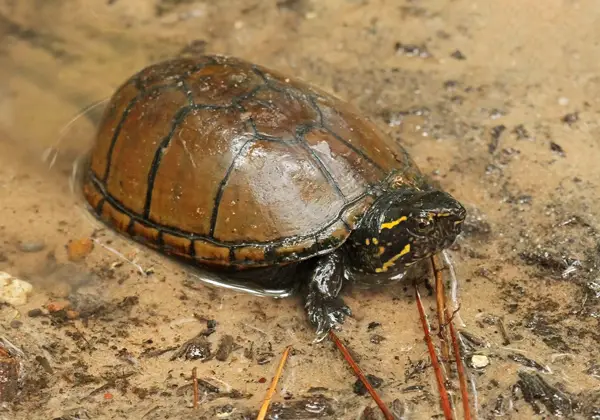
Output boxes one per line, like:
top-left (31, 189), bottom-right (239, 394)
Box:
top-left (416, 218), bottom-right (432, 232)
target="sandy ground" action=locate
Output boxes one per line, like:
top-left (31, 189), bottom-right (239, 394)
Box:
top-left (0, 1), bottom-right (599, 419)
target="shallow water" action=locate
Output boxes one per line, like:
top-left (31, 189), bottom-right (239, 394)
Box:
top-left (1, 1), bottom-right (599, 419)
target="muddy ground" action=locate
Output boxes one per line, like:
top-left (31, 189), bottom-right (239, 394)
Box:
top-left (0, 1), bottom-right (599, 419)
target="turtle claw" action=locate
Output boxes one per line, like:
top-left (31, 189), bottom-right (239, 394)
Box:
top-left (306, 294), bottom-right (352, 339)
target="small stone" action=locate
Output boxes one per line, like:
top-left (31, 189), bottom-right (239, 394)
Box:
top-left (0, 272), bottom-right (33, 305)
top-left (471, 354), bottom-right (490, 368)
top-left (46, 301), bottom-right (70, 313)
top-left (550, 141), bottom-right (566, 157)
top-left (9, 320), bottom-right (22, 329)
top-left (18, 241), bottom-right (45, 253)
top-left (450, 49), bottom-right (466, 60)
top-left (66, 238), bottom-right (94, 262)
top-left (367, 322), bottom-right (381, 331)
top-left (370, 334), bottom-right (386, 344)
top-left (561, 112), bottom-right (579, 125)
top-left (27, 308), bottom-right (43, 317)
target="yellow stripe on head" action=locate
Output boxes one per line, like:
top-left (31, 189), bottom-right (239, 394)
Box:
top-left (380, 216), bottom-right (407, 231)
top-left (375, 244), bottom-right (411, 273)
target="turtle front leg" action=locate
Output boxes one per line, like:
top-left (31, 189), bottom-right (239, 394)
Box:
top-left (304, 250), bottom-right (352, 338)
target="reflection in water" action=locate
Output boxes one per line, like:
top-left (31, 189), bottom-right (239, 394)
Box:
top-left (187, 268), bottom-right (298, 298)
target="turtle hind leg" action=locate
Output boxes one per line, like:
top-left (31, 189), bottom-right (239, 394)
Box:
top-left (304, 250), bottom-right (352, 338)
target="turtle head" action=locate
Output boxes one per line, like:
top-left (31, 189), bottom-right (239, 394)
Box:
top-left (348, 189), bottom-right (466, 276)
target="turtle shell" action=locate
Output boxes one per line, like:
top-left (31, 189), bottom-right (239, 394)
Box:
top-left (82, 55), bottom-right (425, 269)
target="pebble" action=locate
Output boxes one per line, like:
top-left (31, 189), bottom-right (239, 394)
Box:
top-left (367, 321), bottom-right (381, 331)
top-left (27, 308), bottom-right (43, 317)
top-left (471, 354), bottom-right (490, 368)
top-left (18, 240), bottom-right (45, 253)
top-left (370, 334), bottom-right (386, 344)
top-left (0, 272), bottom-right (33, 305)
top-left (66, 238), bottom-right (94, 262)
top-left (46, 301), bottom-right (70, 312)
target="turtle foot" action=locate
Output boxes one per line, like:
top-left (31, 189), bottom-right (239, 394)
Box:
top-left (306, 292), bottom-right (352, 338)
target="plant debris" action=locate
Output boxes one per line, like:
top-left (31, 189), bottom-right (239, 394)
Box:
top-left (514, 371), bottom-right (574, 416)
top-left (262, 394), bottom-right (336, 418)
top-left (394, 42), bottom-right (431, 58)
top-left (170, 334), bottom-right (212, 361)
top-left (215, 335), bottom-right (236, 361)
top-left (0, 338), bottom-right (23, 403)
top-left (507, 353), bottom-right (549, 373)
top-left (353, 374), bottom-right (383, 396)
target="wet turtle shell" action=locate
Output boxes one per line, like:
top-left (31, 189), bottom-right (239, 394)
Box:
top-left (82, 55), bottom-right (426, 269)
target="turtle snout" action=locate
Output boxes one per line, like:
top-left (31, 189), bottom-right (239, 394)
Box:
top-left (436, 194), bottom-right (466, 237)
top-left (437, 215), bottom-right (465, 251)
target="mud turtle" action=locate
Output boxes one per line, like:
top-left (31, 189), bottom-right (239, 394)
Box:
top-left (82, 54), bottom-right (466, 335)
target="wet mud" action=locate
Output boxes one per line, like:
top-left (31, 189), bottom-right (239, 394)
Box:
top-left (0, 1), bottom-right (599, 419)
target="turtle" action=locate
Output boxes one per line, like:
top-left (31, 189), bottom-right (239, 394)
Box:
top-left (82, 54), bottom-right (467, 336)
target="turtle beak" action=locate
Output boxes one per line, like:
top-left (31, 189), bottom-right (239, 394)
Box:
top-left (437, 204), bottom-right (466, 247)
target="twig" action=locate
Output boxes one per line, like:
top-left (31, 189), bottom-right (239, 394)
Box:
top-left (496, 317), bottom-right (511, 346)
top-left (415, 285), bottom-right (453, 420)
top-left (256, 345), bottom-right (292, 420)
top-left (71, 322), bottom-right (92, 354)
top-left (432, 255), bottom-right (451, 373)
top-left (142, 406), bottom-right (160, 418)
top-left (91, 238), bottom-right (147, 276)
top-left (432, 255), bottom-right (471, 420)
top-left (328, 330), bottom-right (394, 420)
top-left (0, 336), bottom-right (25, 358)
top-left (469, 374), bottom-right (480, 418)
top-left (442, 250), bottom-right (466, 327)
top-left (241, 323), bottom-right (268, 336)
top-left (192, 367), bottom-right (199, 409)
top-left (445, 306), bottom-right (471, 419)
